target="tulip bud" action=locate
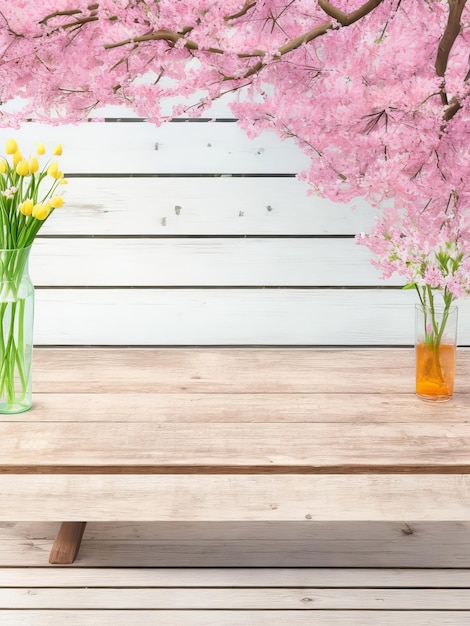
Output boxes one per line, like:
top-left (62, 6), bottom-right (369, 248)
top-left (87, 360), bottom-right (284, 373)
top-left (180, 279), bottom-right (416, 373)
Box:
top-left (36, 142), bottom-right (46, 155)
top-left (49, 195), bottom-right (64, 208)
top-left (32, 203), bottom-right (51, 221)
top-left (12, 151), bottom-right (22, 167)
top-left (6, 138), bottom-right (18, 155)
top-left (29, 157), bottom-right (39, 174)
top-left (0, 160), bottom-right (6, 174)
top-left (59, 179), bottom-right (68, 185)
top-left (47, 161), bottom-right (59, 178)
top-left (19, 199), bottom-right (33, 216)
top-left (16, 160), bottom-right (30, 176)
top-left (53, 144), bottom-right (62, 156)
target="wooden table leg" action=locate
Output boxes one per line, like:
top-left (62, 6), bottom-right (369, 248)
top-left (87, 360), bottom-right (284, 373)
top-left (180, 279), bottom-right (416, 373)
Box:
top-left (49, 522), bottom-right (87, 564)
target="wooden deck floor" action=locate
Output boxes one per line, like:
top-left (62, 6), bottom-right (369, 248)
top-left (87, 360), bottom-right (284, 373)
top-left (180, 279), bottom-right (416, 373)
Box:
top-left (2, 522), bottom-right (470, 624)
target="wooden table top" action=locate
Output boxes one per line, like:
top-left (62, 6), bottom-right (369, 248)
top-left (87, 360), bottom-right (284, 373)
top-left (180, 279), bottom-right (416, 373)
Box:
top-left (3, 347), bottom-right (470, 475)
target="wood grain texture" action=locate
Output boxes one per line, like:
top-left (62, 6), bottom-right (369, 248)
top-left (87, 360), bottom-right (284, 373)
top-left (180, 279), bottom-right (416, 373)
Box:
top-left (30, 238), bottom-right (395, 287)
top-left (3, 475), bottom-right (470, 521)
top-left (3, 611), bottom-right (469, 626)
top-left (4, 350), bottom-right (470, 535)
top-left (40, 177), bottom-right (375, 236)
top-left (4, 392), bottom-right (470, 423)
top-left (2, 348), bottom-right (467, 473)
top-left (5, 587), bottom-right (470, 610)
top-left (3, 520), bottom-right (470, 567)
top-left (4, 422), bottom-right (470, 472)
top-left (0, 122), bottom-right (310, 174)
top-left (26, 348), bottom-right (470, 393)
top-left (32, 289), bottom-right (470, 345)
top-left (4, 566), bottom-right (470, 587)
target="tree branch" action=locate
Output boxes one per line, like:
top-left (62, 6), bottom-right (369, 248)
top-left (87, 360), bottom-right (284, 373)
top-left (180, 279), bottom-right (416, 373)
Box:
top-left (39, 10), bottom-right (84, 25)
top-left (318, 0), bottom-right (385, 26)
top-left (224, 1), bottom-right (257, 21)
top-left (36, 0), bottom-right (391, 86)
top-left (104, 0), bottom-right (386, 81)
top-left (444, 97), bottom-right (462, 121)
top-left (59, 16), bottom-right (99, 29)
top-left (277, 22), bottom-right (334, 55)
top-left (104, 29), bottom-right (224, 54)
top-left (435, 0), bottom-right (467, 105)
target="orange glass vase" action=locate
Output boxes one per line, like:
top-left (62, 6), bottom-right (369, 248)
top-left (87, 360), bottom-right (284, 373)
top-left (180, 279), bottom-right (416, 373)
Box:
top-left (415, 304), bottom-right (458, 402)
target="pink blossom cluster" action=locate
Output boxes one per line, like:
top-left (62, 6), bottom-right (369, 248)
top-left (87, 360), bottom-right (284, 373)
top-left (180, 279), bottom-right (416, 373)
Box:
top-left (359, 194), bottom-right (470, 300)
top-left (1, 1), bottom-right (469, 294)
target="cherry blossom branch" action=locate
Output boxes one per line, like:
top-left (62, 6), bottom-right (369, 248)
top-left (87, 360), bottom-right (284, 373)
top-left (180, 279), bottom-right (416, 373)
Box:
top-left (39, 10), bottom-right (85, 25)
top-left (104, 30), bottom-right (224, 54)
top-left (224, 1), bottom-right (257, 21)
top-left (39, 4), bottom-right (99, 25)
top-left (34, 1), bottom-right (385, 84)
top-left (444, 97), bottom-right (463, 121)
top-left (318, 0), bottom-right (385, 26)
top-left (435, 0), bottom-right (467, 106)
top-left (103, 0), bottom-right (385, 82)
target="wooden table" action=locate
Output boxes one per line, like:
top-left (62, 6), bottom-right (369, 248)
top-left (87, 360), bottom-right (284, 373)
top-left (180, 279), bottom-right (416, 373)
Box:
top-left (2, 347), bottom-right (470, 565)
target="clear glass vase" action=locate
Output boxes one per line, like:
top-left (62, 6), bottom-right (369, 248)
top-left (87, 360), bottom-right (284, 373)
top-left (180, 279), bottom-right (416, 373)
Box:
top-left (0, 247), bottom-right (34, 413)
top-left (415, 304), bottom-right (458, 402)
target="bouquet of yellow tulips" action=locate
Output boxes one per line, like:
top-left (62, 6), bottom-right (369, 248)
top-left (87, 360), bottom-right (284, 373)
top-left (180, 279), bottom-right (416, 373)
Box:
top-left (0, 138), bottom-right (66, 249)
top-left (0, 138), bottom-right (67, 413)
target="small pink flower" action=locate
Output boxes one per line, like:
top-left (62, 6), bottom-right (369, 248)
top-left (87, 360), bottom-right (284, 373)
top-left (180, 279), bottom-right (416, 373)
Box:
top-left (424, 266), bottom-right (443, 289)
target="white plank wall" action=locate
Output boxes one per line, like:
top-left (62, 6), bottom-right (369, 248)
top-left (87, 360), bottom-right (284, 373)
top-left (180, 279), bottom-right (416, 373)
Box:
top-left (1, 105), bottom-right (464, 346)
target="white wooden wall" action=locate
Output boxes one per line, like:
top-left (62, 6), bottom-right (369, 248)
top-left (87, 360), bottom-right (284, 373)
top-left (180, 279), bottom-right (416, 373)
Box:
top-left (2, 100), bottom-right (470, 346)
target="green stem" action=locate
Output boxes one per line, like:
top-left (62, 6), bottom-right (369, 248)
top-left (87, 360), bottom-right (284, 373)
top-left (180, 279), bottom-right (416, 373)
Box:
top-left (421, 286), bottom-right (454, 387)
top-left (0, 248), bottom-right (32, 410)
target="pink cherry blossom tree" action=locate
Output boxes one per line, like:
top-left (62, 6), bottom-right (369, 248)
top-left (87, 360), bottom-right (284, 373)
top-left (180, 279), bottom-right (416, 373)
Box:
top-left (1, 1), bottom-right (469, 298)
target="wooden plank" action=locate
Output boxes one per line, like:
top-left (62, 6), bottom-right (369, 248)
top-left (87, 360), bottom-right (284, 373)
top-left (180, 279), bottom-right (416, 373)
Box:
top-left (0, 123), bottom-right (310, 174)
top-left (29, 238), bottom-right (394, 287)
top-left (3, 536), bottom-right (470, 568)
top-left (33, 288), bottom-right (470, 345)
top-left (40, 177), bottom-right (376, 236)
top-left (0, 519), bottom-right (459, 544)
top-left (3, 566), bottom-right (470, 588)
top-left (4, 587), bottom-right (470, 609)
top-left (27, 348), bottom-right (470, 394)
top-left (5, 392), bottom-right (470, 423)
top-left (3, 521), bottom-right (470, 568)
top-left (2, 475), bottom-right (470, 521)
top-left (3, 611), bottom-right (468, 626)
top-left (4, 422), bottom-right (470, 472)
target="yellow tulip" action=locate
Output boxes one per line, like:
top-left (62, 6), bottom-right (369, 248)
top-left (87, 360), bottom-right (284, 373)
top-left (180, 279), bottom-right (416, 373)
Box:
top-left (19, 199), bottom-right (33, 216)
top-left (6, 138), bottom-right (18, 155)
top-left (12, 151), bottom-right (22, 167)
top-left (0, 160), bottom-right (6, 174)
top-left (47, 161), bottom-right (59, 178)
top-left (36, 142), bottom-right (46, 155)
top-left (16, 159), bottom-right (30, 176)
top-left (49, 195), bottom-right (64, 208)
top-left (32, 203), bottom-right (51, 221)
top-left (59, 179), bottom-right (68, 185)
top-left (53, 143), bottom-right (62, 156)
top-left (29, 157), bottom-right (39, 174)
